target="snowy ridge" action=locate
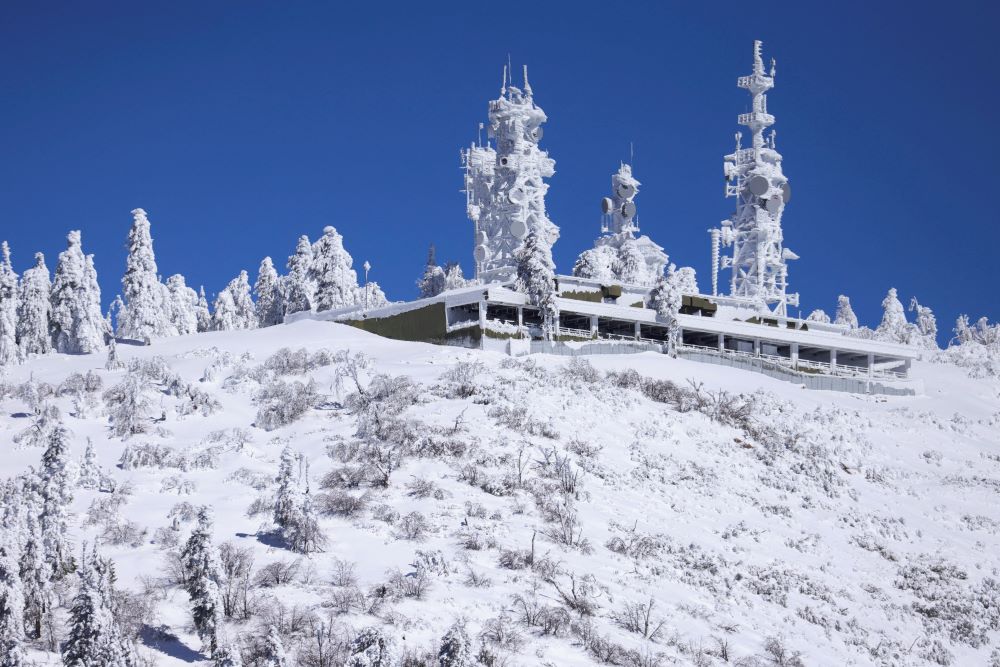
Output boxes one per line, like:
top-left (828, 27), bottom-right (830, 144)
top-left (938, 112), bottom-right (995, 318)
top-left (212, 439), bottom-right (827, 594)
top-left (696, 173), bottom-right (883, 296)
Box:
top-left (2, 319), bottom-right (1000, 666)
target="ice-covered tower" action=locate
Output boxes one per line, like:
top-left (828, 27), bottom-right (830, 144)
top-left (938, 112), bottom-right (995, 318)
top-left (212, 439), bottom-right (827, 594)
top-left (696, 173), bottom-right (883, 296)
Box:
top-left (601, 163), bottom-right (640, 236)
top-left (463, 65), bottom-right (558, 283)
top-left (710, 40), bottom-right (798, 315)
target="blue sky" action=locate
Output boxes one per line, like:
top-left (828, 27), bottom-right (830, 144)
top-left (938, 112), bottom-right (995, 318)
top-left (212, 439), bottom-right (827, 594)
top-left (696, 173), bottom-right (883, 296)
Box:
top-left (1, 1), bottom-right (997, 339)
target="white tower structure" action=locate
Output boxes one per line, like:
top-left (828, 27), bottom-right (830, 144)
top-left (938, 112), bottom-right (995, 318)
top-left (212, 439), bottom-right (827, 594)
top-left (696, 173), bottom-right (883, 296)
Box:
top-left (463, 65), bottom-right (558, 283)
top-left (595, 163), bottom-right (667, 283)
top-left (710, 40), bottom-right (798, 315)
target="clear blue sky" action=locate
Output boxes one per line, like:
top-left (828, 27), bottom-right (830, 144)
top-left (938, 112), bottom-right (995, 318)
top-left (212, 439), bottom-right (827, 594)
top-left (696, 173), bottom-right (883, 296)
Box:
top-left (1, 1), bottom-right (997, 339)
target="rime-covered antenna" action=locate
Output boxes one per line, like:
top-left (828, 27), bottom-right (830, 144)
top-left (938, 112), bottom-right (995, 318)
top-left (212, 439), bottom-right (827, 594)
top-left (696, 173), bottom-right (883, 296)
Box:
top-left (500, 64), bottom-right (507, 96)
top-left (523, 64), bottom-right (532, 95)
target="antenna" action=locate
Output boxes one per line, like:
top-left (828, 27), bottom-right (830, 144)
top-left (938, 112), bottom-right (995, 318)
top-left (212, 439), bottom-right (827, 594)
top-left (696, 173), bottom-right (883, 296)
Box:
top-left (630, 141), bottom-right (634, 166)
top-left (501, 64), bottom-right (507, 96)
top-left (523, 64), bottom-right (531, 94)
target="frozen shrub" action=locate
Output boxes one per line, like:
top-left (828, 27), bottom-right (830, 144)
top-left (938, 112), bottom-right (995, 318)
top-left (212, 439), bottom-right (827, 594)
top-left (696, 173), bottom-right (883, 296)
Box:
top-left (387, 567), bottom-right (432, 599)
top-left (479, 614), bottom-right (523, 652)
top-left (439, 360), bottom-right (486, 398)
top-left (438, 621), bottom-right (473, 667)
top-left (346, 373), bottom-right (419, 440)
top-left (397, 511), bottom-right (429, 540)
top-left (260, 347), bottom-right (337, 378)
top-left (612, 597), bottom-right (666, 640)
top-left (372, 504), bottom-right (399, 525)
top-left (255, 559), bottom-right (302, 587)
top-left (330, 587), bottom-right (365, 615)
top-left (405, 476), bottom-right (438, 499)
top-left (330, 558), bottom-right (357, 587)
top-left (760, 636), bottom-right (805, 667)
top-left (346, 627), bottom-right (394, 667)
top-left (219, 541), bottom-right (257, 620)
top-left (118, 442), bottom-right (183, 470)
top-left (255, 379), bottom-right (320, 431)
top-left (549, 572), bottom-right (601, 617)
top-left (317, 489), bottom-right (369, 517)
top-left (562, 357), bottom-right (600, 384)
top-left (605, 521), bottom-right (668, 561)
top-left (57, 371), bottom-right (103, 396)
top-left (177, 385), bottom-right (222, 417)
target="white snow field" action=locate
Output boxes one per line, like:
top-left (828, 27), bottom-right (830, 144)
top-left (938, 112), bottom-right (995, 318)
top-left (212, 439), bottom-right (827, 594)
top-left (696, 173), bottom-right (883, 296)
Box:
top-left (4, 318), bottom-right (1000, 666)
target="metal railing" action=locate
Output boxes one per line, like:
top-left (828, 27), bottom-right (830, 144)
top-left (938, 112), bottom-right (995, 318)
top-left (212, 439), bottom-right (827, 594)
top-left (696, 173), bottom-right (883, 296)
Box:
top-left (676, 343), bottom-right (909, 382)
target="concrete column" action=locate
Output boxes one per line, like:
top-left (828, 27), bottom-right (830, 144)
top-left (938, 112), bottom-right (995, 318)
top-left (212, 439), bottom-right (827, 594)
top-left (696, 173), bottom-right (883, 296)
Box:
top-left (754, 339), bottom-right (761, 357)
top-left (791, 342), bottom-right (799, 366)
top-left (867, 352), bottom-right (875, 378)
top-left (590, 315), bottom-right (599, 338)
top-left (517, 307), bottom-right (523, 327)
top-left (830, 348), bottom-right (838, 370)
top-left (718, 334), bottom-right (725, 352)
top-left (478, 300), bottom-right (487, 329)
top-left (634, 321), bottom-right (641, 340)
top-left (553, 314), bottom-right (561, 338)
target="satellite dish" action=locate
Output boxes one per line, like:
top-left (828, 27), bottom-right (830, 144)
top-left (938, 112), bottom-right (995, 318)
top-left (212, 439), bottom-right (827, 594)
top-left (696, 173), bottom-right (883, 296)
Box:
top-left (747, 175), bottom-right (769, 197)
top-left (616, 182), bottom-right (636, 199)
top-left (765, 196), bottom-right (782, 214)
top-left (532, 127), bottom-right (544, 141)
top-left (601, 197), bottom-right (614, 214)
top-left (781, 181), bottom-right (791, 203)
top-left (475, 231), bottom-right (488, 246)
top-left (620, 201), bottom-right (637, 219)
top-left (474, 245), bottom-right (489, 263)
top-left (509, 219), bottom-right (528, 239)
top-left (782, 248), bottom-right (799, 261)
top-left (508, 188), bottom-right (525, 204)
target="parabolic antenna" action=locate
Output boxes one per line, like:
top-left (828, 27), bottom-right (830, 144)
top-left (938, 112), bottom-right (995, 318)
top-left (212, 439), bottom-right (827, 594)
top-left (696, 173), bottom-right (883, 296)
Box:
top-left (508, 188), bottom-right (525, 204)
top-left (532, 127), bottom-right (544, 142)
top-left (601, 197), bottom-right (614, 214)
top-left (747, 175), bottom-right (769, 197)
top-left (475, 230), bottom-right (488, 246)
top-left (509, 218), bottom-right (528, 239)
top-left (616, 182), bottom-right (636, 199)
top-left (781, 181), bottom-right (791, 203)
top-left (474, 245), bottom-right (489, 263)
top-left (765, 196), bottom-right (783, 214)
top-left (620, 201), bottom-right (637, 219)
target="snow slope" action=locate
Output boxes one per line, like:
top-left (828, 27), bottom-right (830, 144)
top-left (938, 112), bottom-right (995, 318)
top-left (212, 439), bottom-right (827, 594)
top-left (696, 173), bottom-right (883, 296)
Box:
top-left (3, 318), bottom-right (999, 666)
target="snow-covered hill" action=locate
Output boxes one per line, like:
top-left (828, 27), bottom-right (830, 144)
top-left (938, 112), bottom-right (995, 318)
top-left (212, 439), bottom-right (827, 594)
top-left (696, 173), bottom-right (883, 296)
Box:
top-left (3, 319), bottom-right (999, 666)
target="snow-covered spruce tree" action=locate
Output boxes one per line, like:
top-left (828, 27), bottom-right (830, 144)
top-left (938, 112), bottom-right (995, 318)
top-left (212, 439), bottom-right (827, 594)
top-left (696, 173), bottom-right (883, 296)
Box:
top-left (807, 309), bottom-right (831, 323)
top-left (104, 373), bottom-right (154, 438)
top-left (261, 624), bottom-right (290, 667)
top-left (16, 252), bottom-right (52, 357)
top-left (181, 506), bottom-right (222, 655)
top-left (50, 231), bottom-right (106, 354)
top-left (649, 275), bottom-right (682, 353)
top-left (834, 294), bottom-right (859, 329)
top-left (273, 447), bottom-right (297, 532)
top-left (166, 274), bottom-right (199, 336)
top-left (254, 257), bottom-right (284, 327)
top-left (283, 235), bottom-right (314, 315)
top-left (0, 242), bottom-right (20, 368)
top-left (876, 287), bottom-right (908, 344)
top-left (78, 439), bottom-right (100, 490)
top-left (309, 226), bottom-right (359, 312)
top-left (572, 245), bottom-right (618, 284)
top-left (438, 621), bottom-right (473, 667)
top-left (213, 271), bottom-right (256, 331)
top-left (213, 643), bottom-right (243, 667)
top-left (190, 286), bottom-right (211, 333)
top-left (40, 419), bottom-right (74, 578)
top-left (442, 262), bottom-right (468, 291)
top-left (105, 338), bottom-right (125, 371)
top-left (909, 297), bottom-right (939, 349)
top-left (346, 627), bottom-right (394, 667)
top-left (417, 245), bottom-right (446, 298)
top-left (513, 232), bottom-right (558, 338)
top-left (62, 549), bottom-right (134, 667)
top-left (19, 496), bottom-right (51, 640)
top-left (118, 208), bottom-right (174, 342)
top-left (0, 537), bottom-right (27, 667)
top-left (615, 241), bottom-right (647, 285)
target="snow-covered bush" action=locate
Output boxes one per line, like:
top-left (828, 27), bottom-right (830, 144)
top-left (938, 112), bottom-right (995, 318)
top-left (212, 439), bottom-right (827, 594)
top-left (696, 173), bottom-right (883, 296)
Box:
top-left (345, 626), bottom-right (394, 667)
top-left (255, 379), bottom-right (320, 431)
top-left (103, 372), bottom-right (156, 438)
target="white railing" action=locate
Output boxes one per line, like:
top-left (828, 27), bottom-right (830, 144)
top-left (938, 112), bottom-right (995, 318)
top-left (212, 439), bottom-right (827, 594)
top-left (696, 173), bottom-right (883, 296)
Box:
top-left (676, 343), bottom-right (909, 382)
top-left (558, 326), bottom-right (593, 339)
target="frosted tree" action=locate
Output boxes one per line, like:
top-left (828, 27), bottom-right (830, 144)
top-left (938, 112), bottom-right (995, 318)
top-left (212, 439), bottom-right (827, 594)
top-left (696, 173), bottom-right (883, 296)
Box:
top-left (358, 281), bottom-right (389, 309)
top-left (834, 295), bottom-right (859, 329)
top-left (649, 274), bottom-right (682, 352)
top-left (514, 232), bottom-right (558, 338)
top-left (16, 252), bottom-right (52, 356)
top-left (615, 241), bottom-right (647, 285)
top-left (443, 262), bottom-right (468, 291)
top-left (50, 231), bottom-right (104, 354)
top-left (254, 257), bottom-right (283, 327)
top-left (0, 242), bottom-right (20, 368)
top-left (438, 621), bottom-right (473, 667)
top-left (62, 550), bottom-right (134, 667)
top-left (346, 627), bottom-right (394, 667)
top-left (195, 287), bottom-right (212, 333)
top-left (118, 208), bottom-right (174, 342)
top-left (807, 309), bottom-right (831, 323)
top-left (418, 245), bottom-right (446, 298)
top-left (213, 644), bottom-right (243, 667)
top-left (0, 538), bottom-right (26, 667)
top-left (572, 245), bottom-right (618, 284)
top-left (909, 297), bottom-right (938, 349)
top-left (181, 507), bottom-right (222, 655)
top-left (80, 255), bottom-right (108, 350)
top-left (213, 271), bottom-right (256, 331)
top-left (78, 439), bottom-right (101, 490)
top-left (40, 419), bottom-right (74, 578)
top-left (18, 491), bottom-right (51, 640)
top-left (283, 235), bottom-right (314, 315)
top-left (309, 226), bottom-right (359, 312)
top-left (105, 338), bottom-right (125, 371)
top-left (166, 274), bottom-right (199, 336)
top-left (876, 288), bottom-right (908, 344)
top-left (261, 625), bottom-right (290, 667)
top-left (273, 448), bottom-right (297, 532)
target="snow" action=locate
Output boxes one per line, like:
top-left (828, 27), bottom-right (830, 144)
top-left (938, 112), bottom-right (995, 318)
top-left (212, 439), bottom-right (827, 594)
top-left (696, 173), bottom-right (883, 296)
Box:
top-left (2, 318), bottom-right (1000, 665)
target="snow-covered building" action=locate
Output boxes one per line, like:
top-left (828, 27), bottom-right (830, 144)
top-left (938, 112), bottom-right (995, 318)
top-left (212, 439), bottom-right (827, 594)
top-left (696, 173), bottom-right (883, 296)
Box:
top-left (320, 46), bottom-right (920, 395)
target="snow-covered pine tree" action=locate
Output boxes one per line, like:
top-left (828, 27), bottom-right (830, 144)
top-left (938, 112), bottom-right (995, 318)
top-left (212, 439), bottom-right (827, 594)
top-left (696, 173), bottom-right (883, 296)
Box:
top-left (181, 506), bottom-right (222, 655)
top-left (18, 492), bottom-right (51, 640)
top-left (254, 257), bottom-right (283, 327)
top-left (615, 241), bottom-right (647, 285)
top-left (195, 287), bottom-right (212, 333)
top-left (283, 235), bottom-right (314, 315)
top-left (834, 295), bottom-right (859, 329)
top-left (17, 253), bottom-right (52, 357)
top-left (807, 309), bottom-right (831, 323)
top-left (261, 625), bottom-right (290, 667)
top-left (876, 288), bottom-right (908, 344)
top-left (50, 231), bottom-right (104, 354)
top-left (309, 226), bottom-right (359, 312)
top-left (78, 439), bottom-right (100, 490)
top-left (213, 271), bottom-right (255, 331)
top-left (346, 627), bottom-right (394, 667)
top-left (0, 537), bottom-right (27, 667)
top-left (443, 262), bottom-right (468, 292)
top-left (572, 245), bottom-right (619, 284)
top-left (118, 208), bottom-right (174, 342)
top-left (285, 474), bottom-right (325, 555)
top-left (61, 549), bottom-right (134, 667)
top-left (105, 338), bottom-right (125, 371)
top-left (438, 621), bottom-right (473, 667)
top-left (513, 232), bottom-right (558, 339)
top-left (166, 274), bottom-right (199, 336)
top-left (909, 297), bottom-right (939, 349)
top-left (213, 643), bottom-right (243, 667)
top-left (273, 447), bottom-right (297, 532)
top-left (0, 242), bottom-right (19, 368)
top-left (359, 281), bottom-right (389, 309)
top-left (417, 245), bottom-right (446, 298)
top-left (40, 419), bottom-right (74, 578)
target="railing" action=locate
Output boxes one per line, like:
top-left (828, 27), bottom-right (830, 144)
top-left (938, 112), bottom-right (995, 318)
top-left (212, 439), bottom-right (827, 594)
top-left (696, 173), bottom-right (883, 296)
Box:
top-left (558, 326), bottom-right (594, 340)
top-left (676, 343), bottom-right (909, 382)
top-left (737, 112), bottom-right (775, 127)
